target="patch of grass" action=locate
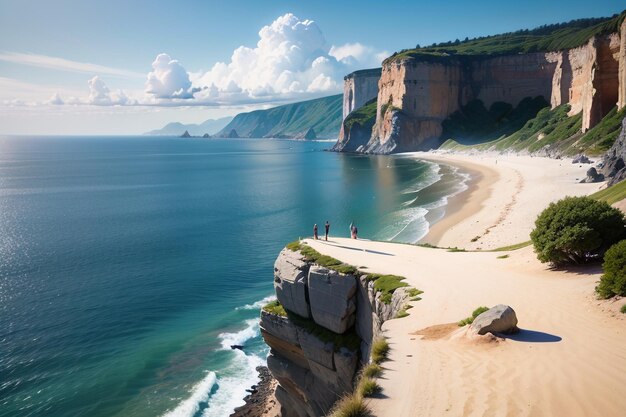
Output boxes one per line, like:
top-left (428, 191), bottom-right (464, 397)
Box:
top-left (492, 241), bottom-right (532, 252)
top-left (591, 179), bottom-right (626, 205)
top-left (366, 274), bottom-right (409, 304)
top-left (344, 98), bottom-right (377, 131)
top-left (576, 107), bottom-right (626, 154)
top-left (497, 254), bottom-right (510, 259)
top-left (406, 288), bottom-right (423, 298)
top-left (458, 306), bottom-right (490, 327)
top-left (361, 363), bottom-right (383, 378)
top-left (262, 300), bottom-right (287, 317)
top-left (286, 240), bottom-right (358, 275)
top-left (417, 242), bottom-right (439, 248)
top-left (621, 304), bottom-right (626, 314)
top-left (395, 309), bottom-right (410, 319)
top-left (447, 247), bottom-right (466, 252)
top-left (370, 338), bottom-right (390, 364)
top-left (357, 377), bottom-right (382, 397)
top-left (327, 392), bottom-right (371, 417)
top-left (287, 312), bottom-right (361, 352)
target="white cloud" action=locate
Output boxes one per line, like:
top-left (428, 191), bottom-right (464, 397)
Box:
top-left (0, 52), bottom-right (144, 78)
top-left (47, 93), bottom-right (64, 105)
top-left (87, 76), bottom-right (135, 106)
top-left (329, 42), bottom-right (389, 68)
top-left (193, 13), bottom-right (386, 104)
top-left (145, 54), bottom-right (195, 99)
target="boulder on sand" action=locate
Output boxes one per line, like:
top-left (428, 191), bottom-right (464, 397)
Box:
top-left (470, 304), bottom-right (519, 335)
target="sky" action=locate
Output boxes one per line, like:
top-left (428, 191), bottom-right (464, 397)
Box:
top-left (0, 0), bottom-right (623, 135)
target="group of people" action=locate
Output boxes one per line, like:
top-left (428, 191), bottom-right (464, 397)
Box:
top-left (312, 220), bottom-right (358, 240)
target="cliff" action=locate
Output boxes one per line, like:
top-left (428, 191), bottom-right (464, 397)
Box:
top-left (260, 244), bottom-right (412, 417)
top-left (216, 95), bottom-right (342, 139)
top-left (336, 12), bottom-right (626, 155)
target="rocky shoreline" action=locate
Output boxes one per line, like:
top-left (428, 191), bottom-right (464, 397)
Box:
top-left (229, 366), bottom-right (279, 417)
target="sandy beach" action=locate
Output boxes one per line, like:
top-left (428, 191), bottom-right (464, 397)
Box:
top-left (414, 152), bottom-right (604, 250)
top-left (301, 152), bottom-right (625, 417)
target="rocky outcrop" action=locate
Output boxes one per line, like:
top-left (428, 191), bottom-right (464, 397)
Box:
top-left (342, 68), bottom-right (381, 120)
top-left (180, 130), bottom-right (191, 138)
top-left (601, 116), bottom-right (626, 185)
top-left (262, 247), bottom-right (410, 417)
top-left (580, 167), bottom-right (605, 183)
top-left (470, 304), bottom-right (519, 335)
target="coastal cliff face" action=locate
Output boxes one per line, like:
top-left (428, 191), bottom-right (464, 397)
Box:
top-left (337, 20), bottom-right (626, 154)
top-left (261, 247), bottom-right (409, 417)
top-left (342, 69), bottom-right (381, 120)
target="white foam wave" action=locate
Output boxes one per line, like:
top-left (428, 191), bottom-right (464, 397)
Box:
top-left (202, 351), bottom-right (266, 417)
top-left (161, 371), bottom-right (217, 417)
top-left (236, 295), bottom-right (276, 311)
top-left (218, 319), bottom-right (260, 350)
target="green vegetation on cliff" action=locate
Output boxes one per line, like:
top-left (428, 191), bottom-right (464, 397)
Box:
top-left (344, 98), bottom-right (377, 131)
top-left (591, 178), bottom-right (626, 205)
top-left (387, 12), bottom-right (625, 62)
top-left (216, 94), bottom-right (342, 139)
top-left (286, 241), bottom-right (358, 274)
top-left (441, 101), bottom-right (626, 156)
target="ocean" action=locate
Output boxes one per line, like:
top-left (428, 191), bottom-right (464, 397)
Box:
top-left (0, 136), bottom-right (468, 417)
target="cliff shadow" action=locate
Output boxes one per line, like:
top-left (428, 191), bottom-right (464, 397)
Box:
top-left (318, 240), bottom-right (394, 256)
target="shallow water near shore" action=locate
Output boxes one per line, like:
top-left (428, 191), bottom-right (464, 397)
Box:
top-left (0, 136), bottom-right (467, 417)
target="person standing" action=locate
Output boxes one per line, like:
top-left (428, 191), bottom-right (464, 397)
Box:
top-left (313, 224), bottom-right (318, 240)
top-left (324, 221), bottom-right (330, 241)
top-left (349, 221), bottom-right (354, 239)
top-left (353, 224), bottom-right (358, 239)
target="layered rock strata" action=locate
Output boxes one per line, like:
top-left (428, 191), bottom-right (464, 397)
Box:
top-left (337, 21), bottom-right (626, 154)
top-left (261, 247), bottom-right (409, 417)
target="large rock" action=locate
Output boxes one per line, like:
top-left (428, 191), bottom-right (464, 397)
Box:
top-left (572, 154), bottom-right (592, 164)
top-left (307, 266), bottom-right (357, 334)
top-left (602, 116), bottom-right (626, 185)
top-left (470, 304), bottom-right (519, 335)
top-left (580, 167), bottom-right (604, 183)
top-left (274, 249), bottom-right (310, 318)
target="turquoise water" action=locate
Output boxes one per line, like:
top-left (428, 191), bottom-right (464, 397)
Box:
top-left (0, 136), bottom-right (467, 417)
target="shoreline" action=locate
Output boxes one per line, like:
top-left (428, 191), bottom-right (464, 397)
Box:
top-left (415, 154), bottom-right (499, 246)
top-left (409, 151), bottom-right (603, 249)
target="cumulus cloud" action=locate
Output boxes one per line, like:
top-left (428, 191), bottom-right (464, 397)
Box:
top-left (47, 93), bottom-right (64, 105)
top-left (87, 76), bottom-right (134, 105)
top-left (329, 42), bottom-right (389, 68)
top-left (145, 54), bottom-right (195, 99)
top-left (193, 13), bottom-right (386, 104)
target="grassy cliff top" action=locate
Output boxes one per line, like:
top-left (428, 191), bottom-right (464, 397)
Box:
top-left (385, 11), bottom-right (625, 64)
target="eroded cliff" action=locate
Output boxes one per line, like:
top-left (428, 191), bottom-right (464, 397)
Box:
top-left (261, 245), bottom-right (411, 417)
top-left (336, 14), bottom-right (626, 155)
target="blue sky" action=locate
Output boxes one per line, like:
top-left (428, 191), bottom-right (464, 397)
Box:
top-left (0, 0), bottom-right (623, 134)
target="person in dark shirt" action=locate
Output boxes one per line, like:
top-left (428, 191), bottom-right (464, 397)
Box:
top-left (313, 224), bottom-right (318, 240)
top-left (324, 221), bottom-right (330, 241)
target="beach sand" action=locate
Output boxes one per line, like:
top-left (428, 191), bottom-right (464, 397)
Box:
top-left (299, 153), bottom-right (625, 417)
top-left (414, 152), bottom-right (604, 250)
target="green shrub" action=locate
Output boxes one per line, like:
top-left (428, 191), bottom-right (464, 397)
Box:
top-left (357, 377), bottom-right (381, 397)
top-left (458, 306), bottom-right (490, 326)
top-left (530, 197), bottom-right (626, 265)
top-left (327, 393), bottom-right (371, 417)
top-left (262, 300), bottom-right (287, 316)
top-left (361, 363), bottom-right (383, 378)
top-left (621, 304), bottom-right (626, 314)
top-left (370, 338), bottom-right (390, 364)
top-left (366, 274), bottom-right (408, 304)
top-left (596, 240), bottom-right (626, 298)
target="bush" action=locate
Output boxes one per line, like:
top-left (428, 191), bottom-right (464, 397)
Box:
top-left (361, 363), bottom-right (383, 378)
top-left (327, 393), bottom-right (371, 417)
top-left (621, 304), bottom-right (626, 314)
top-left (370, 338), bottom-right (390, 364)
top-left (596, 240), bottom-right (626, 298)
top-left (530, 197), bottom-right (626, 265)
top-left (458, 306), bottom-right (490, 326)
top-left (357, 378), bottom-right (381, 397)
